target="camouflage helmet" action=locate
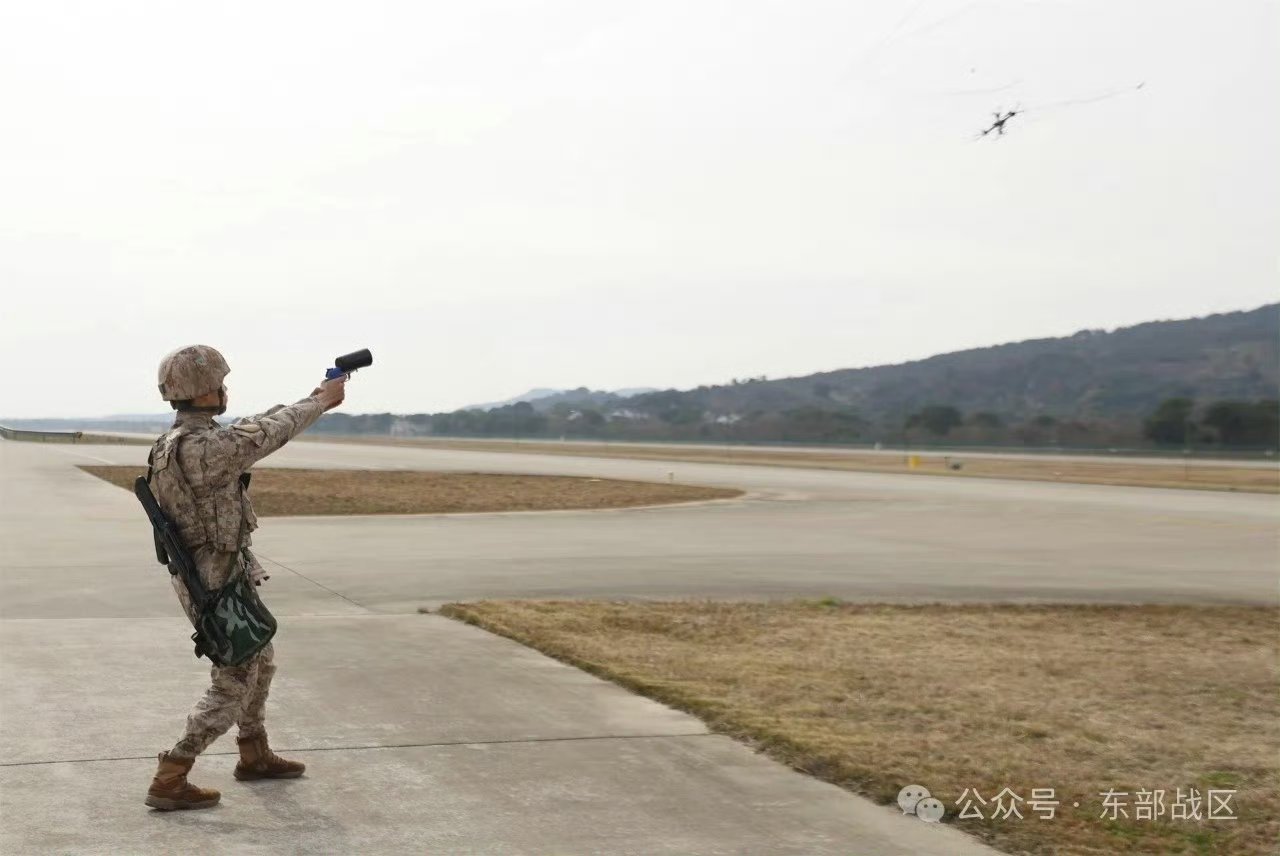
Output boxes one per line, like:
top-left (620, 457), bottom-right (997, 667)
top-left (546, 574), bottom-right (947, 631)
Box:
top-left (157, 345), bottom-right (230, 401)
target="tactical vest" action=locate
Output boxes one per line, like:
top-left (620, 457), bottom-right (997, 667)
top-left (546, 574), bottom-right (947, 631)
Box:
top-left (149, 426), bottom-right (258, 552)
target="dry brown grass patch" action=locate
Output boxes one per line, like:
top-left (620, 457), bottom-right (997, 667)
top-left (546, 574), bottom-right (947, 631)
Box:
top-left (438, 600), bottom-right (1279, 855)
top-left (80, 466), bottom-right (739, 515)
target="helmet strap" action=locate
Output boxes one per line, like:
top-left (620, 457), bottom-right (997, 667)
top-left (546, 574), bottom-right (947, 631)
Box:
top-left (178, 388), bottom-right (227, 415)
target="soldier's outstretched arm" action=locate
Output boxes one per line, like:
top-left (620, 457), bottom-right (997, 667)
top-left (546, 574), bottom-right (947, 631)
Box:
top-left (233, 405), bottom-right (288, 425)
top-left (223, 379), bottom-right (345, 472)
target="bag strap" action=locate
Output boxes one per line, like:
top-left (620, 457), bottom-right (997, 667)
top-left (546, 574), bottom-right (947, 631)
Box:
top-left (232, 513), bottom-right (251, 586)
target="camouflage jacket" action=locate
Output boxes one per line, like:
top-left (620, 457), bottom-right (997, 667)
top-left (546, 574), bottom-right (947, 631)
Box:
top-left (148, 397), bottom-right (324, 603)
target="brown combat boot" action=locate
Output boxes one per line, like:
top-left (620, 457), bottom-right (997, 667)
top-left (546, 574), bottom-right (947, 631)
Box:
top-left (145, 752), bottom-right (221, 810)
top-left (234, 734), bottom-right (306, 781)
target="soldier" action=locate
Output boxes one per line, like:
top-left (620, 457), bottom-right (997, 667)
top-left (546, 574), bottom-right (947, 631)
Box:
top-left (144, 345), bottom-right (345, 811)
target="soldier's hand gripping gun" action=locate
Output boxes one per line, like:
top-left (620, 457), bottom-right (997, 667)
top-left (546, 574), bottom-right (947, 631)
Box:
top-left (325, 348), bottom-right (374, 381)
top-left (133, 477), bottom-right (210, 610)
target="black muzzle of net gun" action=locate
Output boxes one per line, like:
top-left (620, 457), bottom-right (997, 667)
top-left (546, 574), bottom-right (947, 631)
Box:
top-left (325, 348), bottom-right (373, 381)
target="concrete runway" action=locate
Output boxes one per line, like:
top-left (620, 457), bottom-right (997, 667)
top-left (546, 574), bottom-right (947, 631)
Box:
top-left (23, 434), bottom-right (1280, 611)
top-left (2, 436), bottom-right (1275, 854)
top-left (87, 431), bottom-right (1280, 468)
top-left (0, 437), bottom-right (1006, 855)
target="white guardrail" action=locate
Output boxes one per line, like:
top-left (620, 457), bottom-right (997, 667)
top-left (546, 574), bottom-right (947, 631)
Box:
top-left (0, 425), bottom-right (84, 443)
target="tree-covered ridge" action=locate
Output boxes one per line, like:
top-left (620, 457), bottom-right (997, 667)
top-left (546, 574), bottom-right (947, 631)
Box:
top-left (310, 304), bottom-right (1278, 449)
top-left (622, 303), bottom-right (1278, 423)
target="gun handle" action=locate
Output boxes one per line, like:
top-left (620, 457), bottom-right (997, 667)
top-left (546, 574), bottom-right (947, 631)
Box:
top-left (324, 367), bottom-right (350, 381)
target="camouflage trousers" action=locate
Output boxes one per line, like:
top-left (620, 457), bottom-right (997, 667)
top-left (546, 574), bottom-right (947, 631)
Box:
top-left (170, 642), bottom-right (275, 758)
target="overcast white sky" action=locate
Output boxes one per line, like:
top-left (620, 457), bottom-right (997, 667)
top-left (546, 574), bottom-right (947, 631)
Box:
top-left (1, 1), bottom-right (1275, 418)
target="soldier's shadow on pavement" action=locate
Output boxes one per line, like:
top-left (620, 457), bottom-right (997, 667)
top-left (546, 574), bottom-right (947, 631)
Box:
top-left (150, 775), bottom-right (352, 851)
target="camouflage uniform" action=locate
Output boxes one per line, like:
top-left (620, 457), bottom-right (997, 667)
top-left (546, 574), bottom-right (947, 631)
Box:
top-left (150, 399), bottom-right (324, 758)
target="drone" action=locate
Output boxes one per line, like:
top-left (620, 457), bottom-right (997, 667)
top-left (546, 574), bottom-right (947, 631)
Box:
top-left (973, 83), bottom-right (1144, 140)
top-left (978, 109), bottom-right (1020, 138)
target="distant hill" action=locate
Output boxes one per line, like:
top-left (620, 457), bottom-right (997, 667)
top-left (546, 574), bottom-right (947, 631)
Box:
top-left (625, 304), bottom-right (1279, 427)
top-left (463, 388), bottom-right (565, 411)
top-left (464, 386), bottom-right (657, 413)
top-left (103, 413), bottom-right (178, 422)
top-left (9, 306), bottom-right (1275, 449)
top-left (0, 415), bottom-right (227, 435)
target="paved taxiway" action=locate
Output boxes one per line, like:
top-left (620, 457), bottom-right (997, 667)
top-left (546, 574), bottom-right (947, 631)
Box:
top-left (0, 437), bottom-right (1010, 855)
top-left (26, 435), bottom-right (1279, 612)
top-left (3, 435), bottom-right (1274, 853)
